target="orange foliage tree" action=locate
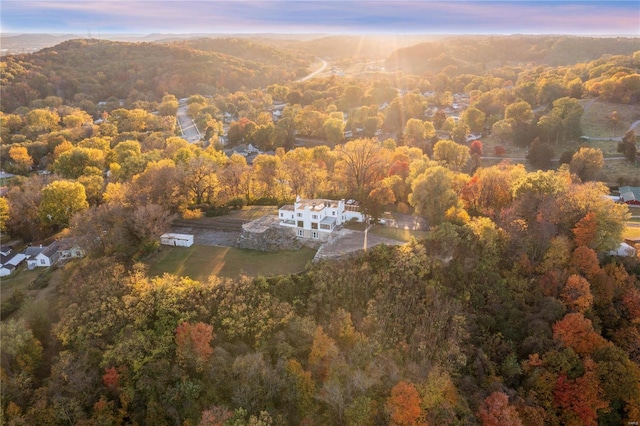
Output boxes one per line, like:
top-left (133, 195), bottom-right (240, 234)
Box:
top-left (386, 380), bottom-right (424, 426)
top-left (561, 275), bottom-right (594, 313)
top-left (477, 391), bottom-right (522, 426)
top-left (175, 321), bottom-right (214, 372)
top-left (572, 212), bottom-right (597, 247)
top-left (552, 313), bottom-right (608, 357)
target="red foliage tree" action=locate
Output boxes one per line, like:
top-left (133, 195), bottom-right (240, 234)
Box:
top-left (175, 321), bottom-right (214, 371)
top-left (552, 313), bottom-right (608, 356)
top-left (386, 380), bottom-right (424, 426)
top-left (477, 391), bottom-right (522, 426)
top-left (553, 359), bottom-right (608, 426)
top-left (102, 366), bottom-right (120, 390)
top-left (389, 159), bottom-right (410, 178)
top-left (470, 140), bottom-right (483, 156)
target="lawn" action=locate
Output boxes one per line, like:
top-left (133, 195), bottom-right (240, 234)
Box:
top-left (624, 224), bottom-right (640, 240)
top-left (229, 205), bottom-right (279, 220)
top-left (370, 226), bottom-right (430, 242)
top-left (1, 268), bottom-right (41, 304)
top-left (145, 245), bottom-right (316, 281)
top-left (580, 99), bottom-right (640, 140)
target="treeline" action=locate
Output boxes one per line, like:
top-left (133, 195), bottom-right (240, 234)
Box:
top-left (2, 170), bottom-right (638, 423)
top-left (0, 38), bottom-right (311, 113)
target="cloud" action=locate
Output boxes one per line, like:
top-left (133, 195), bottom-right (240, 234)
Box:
top-left (1, 1), bottom-right (638, 35)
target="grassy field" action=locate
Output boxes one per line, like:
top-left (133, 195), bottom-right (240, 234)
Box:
top-left (370, 226), bottom-right (430, 242)
top-left (231, 206), bottom-right (278, 220)
top-left (1, 268), bottom-right (41, 304)
top-left (144, 245), bottom-right (316, 281)
top-left (580, 99), bottom-right (640, 141)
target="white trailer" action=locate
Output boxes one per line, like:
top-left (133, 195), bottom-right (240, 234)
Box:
top-left (160, 233), bottom-right (194, 247)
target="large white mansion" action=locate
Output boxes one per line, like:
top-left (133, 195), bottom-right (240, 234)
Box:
top-left (278, 197), bottom-right (364, 240)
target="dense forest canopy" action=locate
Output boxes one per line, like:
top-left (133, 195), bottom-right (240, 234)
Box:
top-left (1, 33), bottom-right (640, 425)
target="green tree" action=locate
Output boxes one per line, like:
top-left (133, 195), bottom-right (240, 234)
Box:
top-left (433, 139), bottom-right (470, 171)
top-left (409, 165), bottom-right (458, 225)
top-left (39, 180), bottom-right (89, 229)
top-left (323, 117), bottom-right (345, 145)
top-left (461, 106), bottom-right (486, 134)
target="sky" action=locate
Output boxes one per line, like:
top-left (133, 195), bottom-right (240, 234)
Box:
top-left (1, 1), bottom-right (639, 36)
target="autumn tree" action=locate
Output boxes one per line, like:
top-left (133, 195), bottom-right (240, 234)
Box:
top-left (561, 275), bottom-right (594, 313)
top-left (386, 380), bottom-right (423, 426)
top-left (526, 138), bottom-right (554, 170)
top-left (175, 321), bottom-right (214, 372)
top-left (433, 139), bottom-right (470, 171)
top-left (617, 130), bottom-right (637, 164)
top-left (461, 106), bottom-right (486, 134)
top-left (8, 146), bottom-right (33, 174)
top-left (552, 313), bottom-right (608, 357)
top-left (569, 147), bottom-right (603, 181)
top-left (409, 165), bottom-right (459, 226)
top-left (39, 180), bottom-right (89, 229)
top-left (477, 392), bottom-right (522, 426)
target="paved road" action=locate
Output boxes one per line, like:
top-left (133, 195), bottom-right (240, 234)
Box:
top-left (176, 105), bottom-right (202, 143)
top-left (296, 58), bottom-right (328, 82)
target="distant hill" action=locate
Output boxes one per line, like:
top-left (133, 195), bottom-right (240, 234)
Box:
top-left (385, 35), bottom-right (640, 75)
top-left (0, 38), bottom-right (312, 112)
top-left (171, 37), bottom-right (314, 66)
top-left (294, 35), bottom-right (444, 60)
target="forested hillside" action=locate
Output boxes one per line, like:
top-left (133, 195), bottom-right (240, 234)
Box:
top-left (0, 38), bottom-right (311, 112)
top-left (3, 187), bottom-right (639, 423)
top-left (386, 35), bottom-right (640, 75)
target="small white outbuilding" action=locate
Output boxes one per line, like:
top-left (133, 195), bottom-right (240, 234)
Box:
top-left (160, 233), bottom-right (194, 247)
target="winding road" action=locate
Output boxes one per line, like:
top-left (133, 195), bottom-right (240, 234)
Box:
top-left (296, 58), bottom-right (328, 82)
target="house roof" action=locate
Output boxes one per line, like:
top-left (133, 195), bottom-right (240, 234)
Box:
top-left (619, 186), bottom-right (640, 202)
top-left (1, 251), bottom-right (26, 267)
top-left (295, 199), bottom-right (340, 210)
top-left (41, 241), bottom-right (61, 257)
top-left (25, 246), bottom-right (45, 257)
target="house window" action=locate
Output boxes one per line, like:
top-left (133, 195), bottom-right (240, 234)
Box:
top-left (312, 231), bottom-right (319, 239)
top-left (40, 259), bottom-right (46, 265)
top-left (297, 220), bottom-right (304, 227)
top-left (311, 222), bottom-right (318, 230)
top-left (312, 214), bottom-right (318, 220)
top-left (320, 224), bottom-right (332, 230)
top-left (297, 229), bottom-right (304, 237)
top-left (297, 212), bottom-right (302, 217)
top-left (332, 211), bottom-right (336, 216)
top-left (279, 212), bottom-right (283, 217)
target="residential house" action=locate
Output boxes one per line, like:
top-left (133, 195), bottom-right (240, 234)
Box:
top-left (0, 249), bottom-right (26, 277)
top-left (619, 186), bottom-right (640, 206)
top-left (26, 241), bottom-right (61, 269)
top-left (279, 197), bottom-right (363, 240)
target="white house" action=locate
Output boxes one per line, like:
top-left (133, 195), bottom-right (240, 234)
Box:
top-left (278, 197), bottom-right (363, 240)
top-left (0, 250), bottom-right (26, 277)
top-left (25, 241), bottom-right (61, 269)
top-left (160, 233), bottom-right (194, 247)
